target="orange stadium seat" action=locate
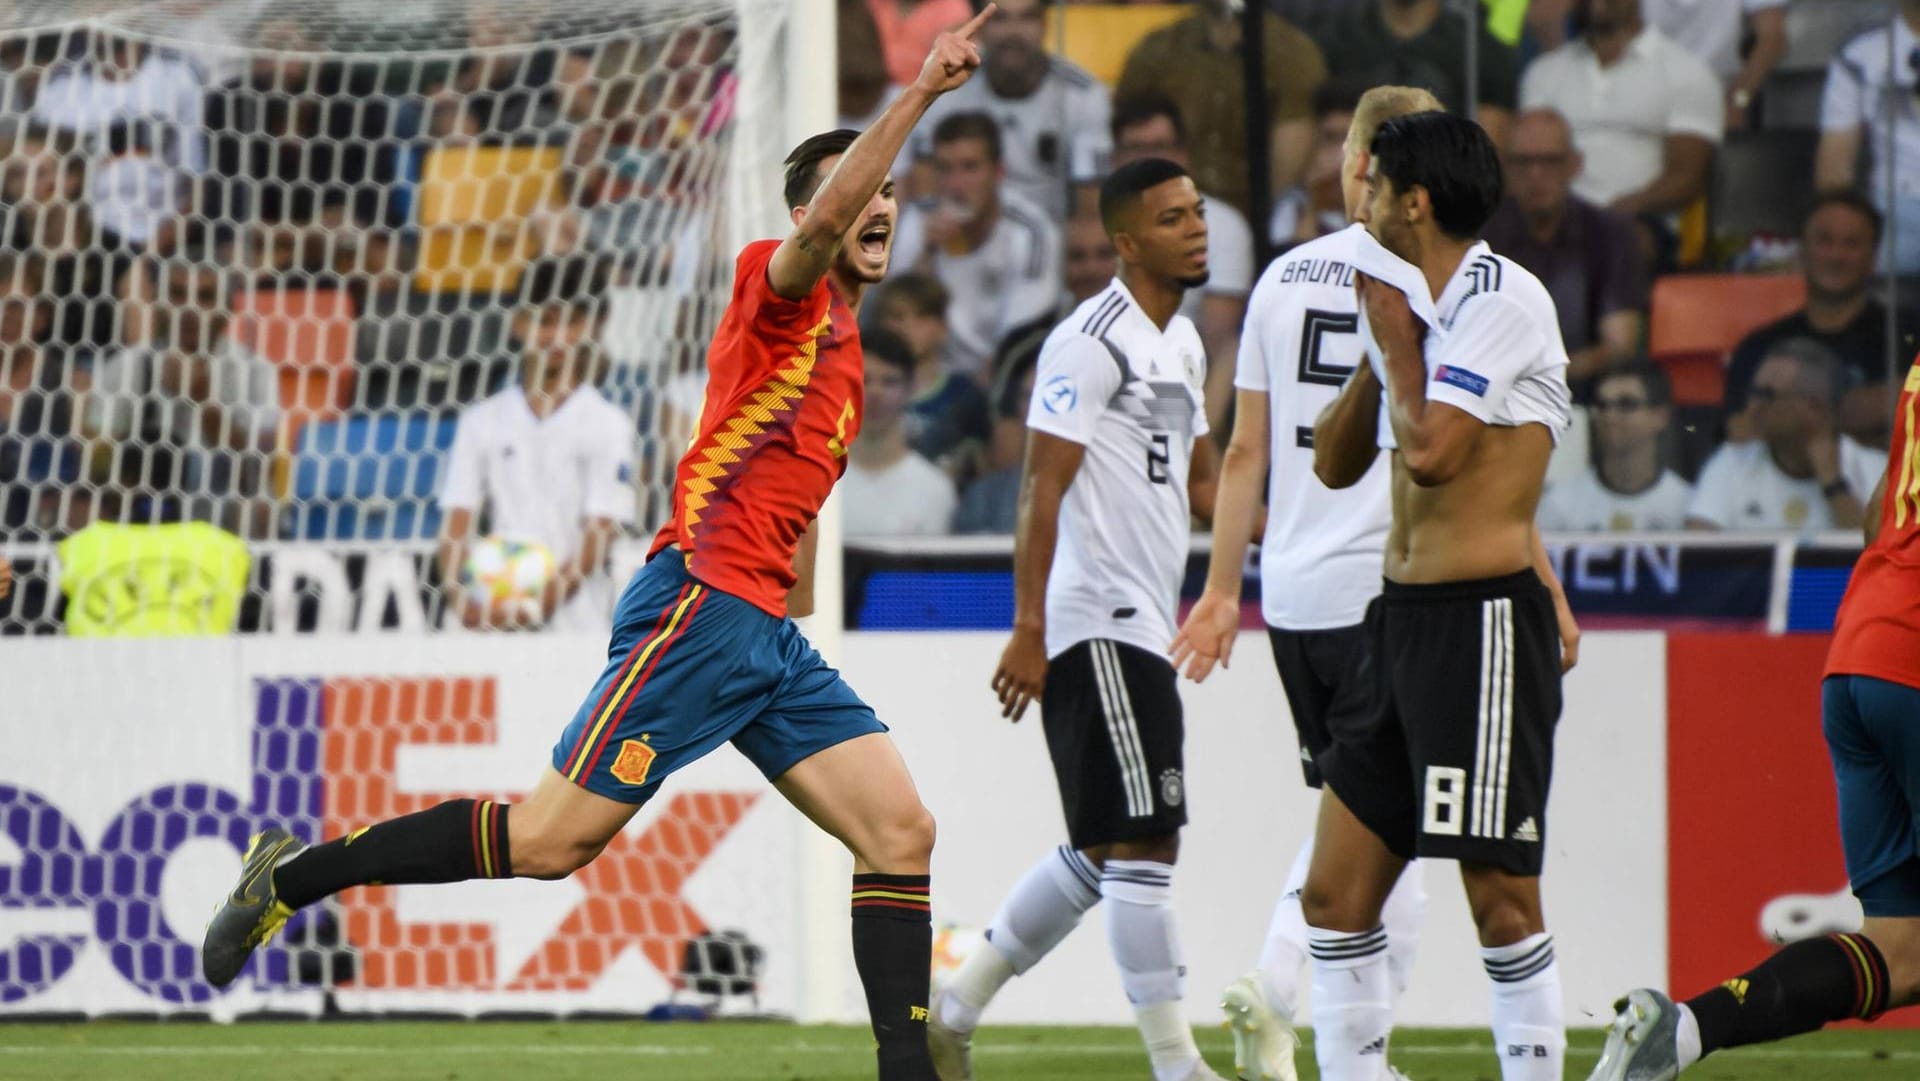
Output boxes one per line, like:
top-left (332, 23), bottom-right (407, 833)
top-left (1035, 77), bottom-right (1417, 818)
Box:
top-left (1648, 274), bottom-right (1806, 406)
top-left (232, 286), bottom-right (359, 451)
top-left (1043, 3), bottom-right (1188, 87)
top-left (413, 145), bottom-right (564, 294)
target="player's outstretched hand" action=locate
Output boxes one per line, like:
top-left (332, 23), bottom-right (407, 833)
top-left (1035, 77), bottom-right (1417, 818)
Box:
top-left (1170, 589), bottom-right (1237, 683)
top-left (992, 623), bottom-right (1047, 722)
top-left (914, 3), bottom-right (994, 97)
top-left (0, 557), bottom-right (11, 602)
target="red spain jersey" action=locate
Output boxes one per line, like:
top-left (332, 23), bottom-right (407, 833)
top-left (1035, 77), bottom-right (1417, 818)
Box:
top-left (1827, 356), bottom-right (1920, 689)
top-left (649, 240), bottom-right (863, 616)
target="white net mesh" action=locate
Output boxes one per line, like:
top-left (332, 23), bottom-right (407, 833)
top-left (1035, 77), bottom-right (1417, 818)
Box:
top-left (0, 0), bottom-right (799, 634)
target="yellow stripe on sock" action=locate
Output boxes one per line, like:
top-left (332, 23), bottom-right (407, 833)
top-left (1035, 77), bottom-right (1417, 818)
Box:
top-left (850, 890), bottom-right (932, 904)
top-left (567, 586), bottom-right (703, 782)
top-left (478, 801), bottom-right (494, 879)
top-left (1835, 934), bottom-right (1877, 1018)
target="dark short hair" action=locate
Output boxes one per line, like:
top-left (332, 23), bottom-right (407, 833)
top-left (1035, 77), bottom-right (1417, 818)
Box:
top-left (783, 128), bottom-right (859, 210)
top-left (1802, 189), bottom-right (1884, 246)
top-left (1099, 157), bottom-right (1191, 234)
top-left (1765, 336), bottom-right (1853, 408)
top-left (1370, 111), bottom-right (1504, 240)
top-left (516, 253), bottom-right (614, 315)
top-left (1595, 361), bottom-right (1672, 408)
top-left (876, 273), bottom-right (949, 319)
top-left (862, 324), bottom-right (915, 377)
top-left (931, 111), bottom-right (1002, 164)
top-left (1110, 92), bottom-right (1186, 147)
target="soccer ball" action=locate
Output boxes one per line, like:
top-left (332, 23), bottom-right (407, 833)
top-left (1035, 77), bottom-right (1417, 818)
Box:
top-left (931, 923), bottom-right (986, 983)
top-left (462, 536), bottom-right (557, 606)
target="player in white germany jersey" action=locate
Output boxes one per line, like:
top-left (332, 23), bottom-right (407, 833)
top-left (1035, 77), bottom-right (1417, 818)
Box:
top-left (927, 158), bottom-right (1225, 1081)
top-left (1302, 112), bottom-right (1579, 1081)
top-left (1171, 85), bottom-right (1443, 1081)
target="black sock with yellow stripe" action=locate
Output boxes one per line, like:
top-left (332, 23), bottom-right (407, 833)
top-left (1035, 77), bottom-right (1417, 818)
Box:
top-left (851, 873), bottom-right (935, 1080)
top-left (273, 798), bottom-right (513, 910)
top-left (1685, 932), bottom-right (1891, 1058)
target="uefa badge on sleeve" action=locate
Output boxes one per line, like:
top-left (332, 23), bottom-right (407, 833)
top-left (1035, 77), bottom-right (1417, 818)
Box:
top-left (1042, 375), bottom-right (1078, 414)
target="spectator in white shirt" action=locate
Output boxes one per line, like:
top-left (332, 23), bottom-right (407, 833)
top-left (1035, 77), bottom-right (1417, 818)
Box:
top-left (908, 0), bottom-right (1110, 222)
top-left (1687, 339), bottom-right (1884, 532)
top-left (31, 32), bottom-right (204, 250)
top-left (891, 112), bottom-right (1062, 381)
top-left (1537, 362), bottom-right (1693, 531)
top-left (438, 256), bottom-right (638, 632)
top-left (1641, 0), bottom-right (1788, 130)
top-left (1102, 92), bottom-right (1253, 438)
top-left (1816, 0), bottom-right (1920, 275)
top-left (1520, 0), bottom-right (1722, 265)
top-left (839, 326), bottom-right (957, 537)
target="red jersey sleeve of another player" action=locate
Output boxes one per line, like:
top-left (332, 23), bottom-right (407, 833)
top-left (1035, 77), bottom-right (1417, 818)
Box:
top-left (1827, 357), bottom-right (1920, 689)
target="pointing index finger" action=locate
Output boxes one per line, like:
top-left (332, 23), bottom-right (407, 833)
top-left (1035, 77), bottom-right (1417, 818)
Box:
top-left (957, 2), bottom-right (997, 40)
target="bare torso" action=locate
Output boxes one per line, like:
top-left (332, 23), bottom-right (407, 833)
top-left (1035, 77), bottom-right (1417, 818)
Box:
top-left (1386, 421), bottom-right (1553, 583)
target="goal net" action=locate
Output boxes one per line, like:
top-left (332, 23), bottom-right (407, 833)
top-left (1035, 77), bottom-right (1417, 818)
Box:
top-left (0, 0), bottom-right (806, 635)
top-left (0, 0), bottom-right (839, 1022)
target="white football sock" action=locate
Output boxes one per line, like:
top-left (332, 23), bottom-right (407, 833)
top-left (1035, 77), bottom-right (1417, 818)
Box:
top-left (1308, 924), bottom-right (1394, 1081)
top-left (1382, 859), bottom-right (1428, 999)
top-left (1483, 932), bottom-right (1566, 1081)
top-left (1258, 837), bottom-right (1314, 1017)
top-left (1675, 1002), bottom-right (1703, 1069)
top-left (941, 845), bottom-right (1101, 1033)
top-left (1103, 859), bottom-right (1200, 1081)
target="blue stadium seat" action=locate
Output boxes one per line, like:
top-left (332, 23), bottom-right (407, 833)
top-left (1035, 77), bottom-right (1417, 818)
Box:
top-left (289, 412), bottom-right (459, 541)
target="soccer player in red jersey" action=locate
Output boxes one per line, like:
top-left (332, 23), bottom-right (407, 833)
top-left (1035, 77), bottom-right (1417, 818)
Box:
top-left (203, 12), bottom-right (998, 1079)
top-left (1587, 354), bottom-right (1920, 1080)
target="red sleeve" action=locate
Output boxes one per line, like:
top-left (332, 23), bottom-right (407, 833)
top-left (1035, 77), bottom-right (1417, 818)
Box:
top-left (733, 239), bottom-right (829, 333)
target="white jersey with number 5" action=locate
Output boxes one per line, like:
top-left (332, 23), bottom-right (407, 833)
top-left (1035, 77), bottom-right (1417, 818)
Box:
top-left (1027, 279), bottom-right (1210, 660)
top-left (1239, 225), bottom-right (1388, 631)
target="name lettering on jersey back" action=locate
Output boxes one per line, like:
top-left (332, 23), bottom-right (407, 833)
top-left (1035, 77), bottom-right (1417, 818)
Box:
top-left (1277, 257), bottom-right (1354, 288)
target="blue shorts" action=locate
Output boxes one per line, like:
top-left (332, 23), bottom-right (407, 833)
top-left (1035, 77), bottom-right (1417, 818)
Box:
top-left (552, 550), bottom-right (886, 804)
top-left (1824, 674), bottom-right (1920, 917)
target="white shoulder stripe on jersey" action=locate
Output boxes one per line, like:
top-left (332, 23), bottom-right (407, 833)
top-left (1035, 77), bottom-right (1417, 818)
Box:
top-left (1090, 640), bottom-right (1153, 817)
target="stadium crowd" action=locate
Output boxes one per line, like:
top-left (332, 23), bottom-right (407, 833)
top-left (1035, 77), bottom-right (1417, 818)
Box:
top-left (0, 0), bottom-right (1914, 632)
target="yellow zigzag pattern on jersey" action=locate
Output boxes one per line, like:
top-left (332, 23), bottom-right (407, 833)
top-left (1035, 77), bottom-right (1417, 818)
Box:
top-left (682, 313), bottom-right (832, 534)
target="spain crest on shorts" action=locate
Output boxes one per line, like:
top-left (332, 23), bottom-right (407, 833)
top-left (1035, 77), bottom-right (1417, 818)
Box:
top-left (611, 737), bottom-right (658, 786)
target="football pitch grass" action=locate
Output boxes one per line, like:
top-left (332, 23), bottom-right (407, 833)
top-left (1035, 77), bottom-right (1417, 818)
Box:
top-left (1, 1021), bottom-right (1917, 1081)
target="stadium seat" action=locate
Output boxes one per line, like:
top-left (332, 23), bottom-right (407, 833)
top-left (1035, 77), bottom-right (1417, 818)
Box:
top-left (413, 145), bottom-right (564, 295)
top-left (1043, 4), bottom-right (1188, 86)
top-left (1648, 274), bottom-right (1807, 406)
top-left (232, 287), bottom-right (359, 448)
top-left (288, 411), bottom-right (460, 541)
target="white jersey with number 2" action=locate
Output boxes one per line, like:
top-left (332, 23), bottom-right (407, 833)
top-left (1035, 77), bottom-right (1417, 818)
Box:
top-left (1027, 279), bottom-right (1210, 661)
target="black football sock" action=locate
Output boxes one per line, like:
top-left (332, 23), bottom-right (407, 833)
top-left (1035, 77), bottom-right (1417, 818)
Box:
top-left (851, 873), bottom-right (936, 1081)
top-left (1685, 932), bottom-right (1891, 1059)
top-left (273, 798), bottom-right (513, 910)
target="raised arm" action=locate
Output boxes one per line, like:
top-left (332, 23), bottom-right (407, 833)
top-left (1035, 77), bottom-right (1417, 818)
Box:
top-left (766, 5), bottom-right (995, 299)
top-left (1364, 274), bottom-right (1489, 487)
top-left (1313, 360), bottom-right (1385, 489)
